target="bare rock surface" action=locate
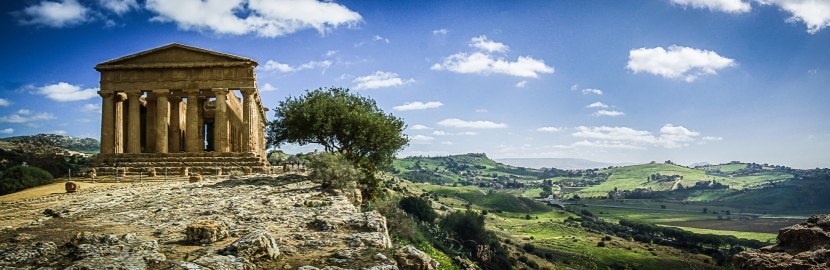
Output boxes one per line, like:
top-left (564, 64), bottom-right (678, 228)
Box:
top-left (394, 245), bottom-right (439, 270)
top-left (0, 173), bottom-right (396, 269)
top-left (734, 214), bottom-right (830, 270)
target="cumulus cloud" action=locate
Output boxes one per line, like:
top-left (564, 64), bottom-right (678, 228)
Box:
top-left (572, 124), bottom-right (704, 148)
top-left (582, 88), bottom-right (604, 95)
top-left (352, 71), bottom-right (415, 90)
top-left (437, 118), bottom-right (507, 129)
top-left (515, 80), bottom-right (528, 88)
top-left (80, 103), bottom-right (101, 112)
top-left (671, 0), bottom-right (752, 13)
top-left (393, 101), bottom-right (444, 111)
top-left (593, 110), bottom-right (625, 117)
top-left (702, 136), bottom-right (724, 141)
top-left (410, 134), bottom-right (435, 144)
top-left (757, 0), bottom-right (830, 34)
top-left (99, 0), bottom-right (138, 14)
top-left (373, 34), bottom-right (390, 43)
top-left (469, 35), bottom-right (509, 53)
top-left (0, 98), bottom-right (10, 107)
top-left (627, 45), bottom-right (736, 82)
top-left (409, 124), bottom-right (432, 130)
top-left (18, 0), bottom-right (90, 28)
top-left (586, 102), bottom-right (609, 108)
top-left (432, 130), bottom-right (478, 136)
top-left (260, 82), bottom-right (277, 92)
top-left (260, 59), bottom-right (331, 73)
top-left (537, 126), bottom-right (563, 132)
top-left (431, 36), bottom-right (554, 78)
top-left (0, 110), bottom-right (56, 124)
top-left (145, 0), bottom-right (362, 38)
top-left (35, 82), bottom-right (99, 102)
top-left (0, 128), bottom-right (13, 134)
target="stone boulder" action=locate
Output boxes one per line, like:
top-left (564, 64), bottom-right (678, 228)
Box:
top-left (65, 181), bottom-right (79, 193)
top-left (394, 245), bottom-right (439, 270)
top-left (220, 230), bottom-right (280, 261)
top-left (734, 215), bottom-right (830, 270)
top-left (189, 174), bottom-right (203, 183)
top-left (186, 220), bottom-right (229, 244)
top-left (63, 232), bottom-right (167, 270)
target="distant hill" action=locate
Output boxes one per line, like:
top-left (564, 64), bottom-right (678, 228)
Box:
top-left (392, 153), bottom-right (543, 184)
top-left (0, 134), bottom-right (99, 154)
top-left (495, 157), bottom-right (626, 170)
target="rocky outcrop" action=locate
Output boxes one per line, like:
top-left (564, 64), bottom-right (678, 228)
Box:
top-left (394, 245), bottom-right (439, 270)
top-left (734, 214), bottom-right (830, 270)
top-left (0, 174), bottom-right (396, 269)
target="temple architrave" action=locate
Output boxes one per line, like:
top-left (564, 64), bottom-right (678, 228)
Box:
top-left (92, 43), bottom-right (270, 176)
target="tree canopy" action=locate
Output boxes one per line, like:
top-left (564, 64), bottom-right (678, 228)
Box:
top-left (266, 87), bottom-right (409, 198)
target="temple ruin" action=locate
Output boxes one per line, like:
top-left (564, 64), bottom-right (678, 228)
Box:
top-left (92, 43), bottom-right (270, 176)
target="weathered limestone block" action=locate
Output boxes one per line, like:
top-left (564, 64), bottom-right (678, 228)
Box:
top-left (65, 182), bottom-right (79, 193)
top-left (64, 232), bottom-right (166, 270)
top-left (220, 229), bottom-right (280, 261)
top-left (185, 220), bottom-right (229, 244)
top-left (244, 167), bottom-right (252, 175)
top-left (734, 215), bottom-right (830, 270)
top-left (87, 168), bottom-right (96, 179)
top-left (117, 168), bottom-right (127, 177)
top-left (148, 167), bottom-right (157, 177)
top-left (189, 174), bottom-right (202, 183)
top-left (192, 255), bottom-right (252, 270)
top-left (394, 245), bottom-right (439, 270)
top-left (181, 167), bottom-right (189, 177)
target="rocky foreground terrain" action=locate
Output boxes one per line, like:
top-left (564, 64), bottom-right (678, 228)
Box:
top-left (0, 174), bottom-right (437, 269)
top-left (734, 214), bottom-right (830, 270)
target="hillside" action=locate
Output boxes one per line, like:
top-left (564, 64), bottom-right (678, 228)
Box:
top-left (496, 157), bottom-right (624, 170)
top-left (392, 153), bottom-right (543, 184)
top-left (0, 134), bottom-right (99, 154)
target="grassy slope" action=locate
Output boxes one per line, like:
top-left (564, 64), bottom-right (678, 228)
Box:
top-left (393, 154), bottom-right (541, 183)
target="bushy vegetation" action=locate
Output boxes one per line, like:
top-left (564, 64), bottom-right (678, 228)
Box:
top-left (0, 165), bottom-right (54, 195)
top-left (307, 152), bottom-right (361, 191)
top-left (398, 196), bottom-right (438, 223)
top-left (439, 210), bottom-right (513, 269)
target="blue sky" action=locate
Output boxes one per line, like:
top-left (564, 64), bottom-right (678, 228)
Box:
top-left (0, 0), bottom-right (828, 168)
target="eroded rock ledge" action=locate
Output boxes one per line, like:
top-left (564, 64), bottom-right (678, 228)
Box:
top-left (734, 214), bottom-right (830, 270)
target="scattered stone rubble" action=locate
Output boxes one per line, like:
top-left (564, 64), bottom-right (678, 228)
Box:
top-left (0, 174), bottom-right (423, 269)
top-left (734, 214), bottom-right (830, 270)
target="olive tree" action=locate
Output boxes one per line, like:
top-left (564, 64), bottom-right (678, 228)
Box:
top-left (267, 87), bottom-right (409, 200)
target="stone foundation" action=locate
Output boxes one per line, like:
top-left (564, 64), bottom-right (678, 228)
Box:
top-left (92, 152), bottom-right (270, 177)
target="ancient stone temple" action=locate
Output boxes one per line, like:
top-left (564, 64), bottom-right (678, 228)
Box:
top-left (92, 43), bottom-right (270, 176)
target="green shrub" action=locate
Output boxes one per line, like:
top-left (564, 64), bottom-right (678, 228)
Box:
top-left (308, 152), bottom-right (362, 191)
top-left (374, 198), bottom-right (423, 243)
top-left (398, 196), bottom-right (438, 223)
top-left (0, 165), bottom-right (54, 195)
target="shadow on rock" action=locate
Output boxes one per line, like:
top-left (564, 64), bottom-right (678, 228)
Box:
top-left (206, 174), bottom-right (310, 189)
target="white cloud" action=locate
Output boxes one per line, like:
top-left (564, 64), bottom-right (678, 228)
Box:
top-left (410, 134), bottom-right (435, 144)
top-left (80, 103), bottom-right (101, 112)
top-left (0, 110), bottom-right (56, 124)
top-left (50, 130), bottom-right (67, 135)
top-left (437, 118), bottom-right (507, 129)
top-left (261, 82), bottom-right (277, 92)
top-left (702, 136), bottom-right (724, 141)
top-left (324, 50), bottom-right (338, 57)
top-left (18, 0), bottom-right (90, 28)
top-left (537, 126), bottom-right (563, 132)
top-left (671, 0), bottom-right (752, 13)
top-left (593, 110), bottom-right (625, 117)
top-left (260, 59), bottom-right (332, 73)
top-left (373, 34), bottom-right (390, 43)
top-left (627, 45), bottom-right (736, 82)
top-left (582, 88), bottom-right (604, 95)
top-left (431, 36), bottom-right (554, 78)
top-left (586, 102), bottom-right (609, 108)
top-left (440, 141), bottom-right (453, 145)
top-left (409, 124), bottom-right (432, 130)
top-left (570, 84), bottom-right (580, 91)
top-left (432, 130), bottom-right (478, 136)
top-left (35, 82), bottom-right (99, 102)
top-left (515, 80), bottom-right (528, 88)
top-left (145, 0), bottom-right (362, 38)
top-left (99, 0), bottom-right (138, 14)
top-left (571, 140), bottom-right (645, 150)
top-left (0, 128), bottom-right (13, 134)
top-left (432, 28), bottom-right (448, 35)
top-left (475, 109), bottom-right (489, 113)
top-left (352, 71), bottom-right (415, 90)
top-left (757, 0), bottom-right (830, 34)
top-left (393, 101), bottom-right (444, 111)
top-left (0, 98), bottom-right (10, 107)
top-left (572, 124), bottom-right (703, 148)
top-left (469, 35), bottom-right (509, 53)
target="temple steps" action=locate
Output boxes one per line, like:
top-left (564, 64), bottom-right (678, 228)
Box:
top-left (91, 152), bottom-right (271, 176)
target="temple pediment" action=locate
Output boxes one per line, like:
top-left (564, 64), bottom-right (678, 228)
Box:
top-left (95, 43), bottom-right (257, 70)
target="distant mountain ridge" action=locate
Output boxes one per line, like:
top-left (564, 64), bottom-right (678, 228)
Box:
top-left (0, 133), bottom-right (99, 154)
top-left (495, 157), bottom-right (627, 170)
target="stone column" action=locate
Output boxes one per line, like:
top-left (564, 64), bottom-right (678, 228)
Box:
top-left (113, 93), bottom-right (126, 154)
top-left (185, 90), bottom-right (201, 152)
top-left (154, 89), bottom-right (170, 153)
top-left (198, 98), bottom-right (205, 151)
top-left (213, 88), bottom-right (229, 152)
top-left (99, 91), bottom-right (115, 155)
top-left (125, 91), bottom-right (142, 153)
top-left (169, 96), bottom-right (182, 152)
top-left (145, 93), bottom-right (156, 152)
top-left (241, 88), bottom-right (256, 153)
